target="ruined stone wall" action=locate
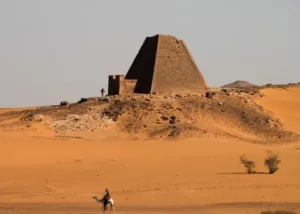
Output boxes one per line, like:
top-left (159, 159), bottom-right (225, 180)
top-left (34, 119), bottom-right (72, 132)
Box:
top-left (108, 75), bottom-right (137, 95)
top-left (151, 35), bottom-right (207, 94)
top-left (108, 75), bottom-right (121, 95)
top-left (119, 76), bottom-right (137, 94)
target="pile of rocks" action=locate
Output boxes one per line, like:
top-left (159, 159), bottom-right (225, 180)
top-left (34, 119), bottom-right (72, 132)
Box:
top-left (20, 113), bottom-right (45, 122)
top-left (50, 112), bottom-right (113, 133)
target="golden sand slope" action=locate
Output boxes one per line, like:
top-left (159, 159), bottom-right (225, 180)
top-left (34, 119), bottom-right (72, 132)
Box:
top-left (1, 130), bottom-right (300, 213)
top-left (254, 87), bottom-right (300, 134)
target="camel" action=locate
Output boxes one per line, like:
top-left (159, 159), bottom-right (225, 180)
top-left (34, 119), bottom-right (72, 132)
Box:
top-left (93, 196), bottom-right (115, 212)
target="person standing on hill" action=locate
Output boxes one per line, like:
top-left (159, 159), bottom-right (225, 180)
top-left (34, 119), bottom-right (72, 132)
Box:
top-left (101, 88), bottom-right (105, 97)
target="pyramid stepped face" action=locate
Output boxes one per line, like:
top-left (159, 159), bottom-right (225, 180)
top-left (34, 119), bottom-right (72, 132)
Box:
top-left (151, 35), bottom-right (207, 94)
top-left (108, 34), bottom-right (207, 95)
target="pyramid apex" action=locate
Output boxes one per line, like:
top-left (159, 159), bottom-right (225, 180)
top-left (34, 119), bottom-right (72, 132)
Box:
top-left (147, 34), bottom-right (178, 39)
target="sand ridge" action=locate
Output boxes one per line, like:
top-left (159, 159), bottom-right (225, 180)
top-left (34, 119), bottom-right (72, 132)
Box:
top-left (254, 86), bottom-right (300, 134)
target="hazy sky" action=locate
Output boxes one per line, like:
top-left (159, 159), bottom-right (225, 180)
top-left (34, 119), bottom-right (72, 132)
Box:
top-left (0, 0), bottom-right (299, 107)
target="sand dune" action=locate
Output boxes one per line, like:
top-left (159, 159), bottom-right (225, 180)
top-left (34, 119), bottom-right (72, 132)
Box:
top-left (254, 86), bottom-right (300, 134)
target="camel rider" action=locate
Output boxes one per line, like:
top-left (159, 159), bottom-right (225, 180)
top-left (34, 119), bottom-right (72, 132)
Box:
top-left (102, 188), bottom-right (111, 204)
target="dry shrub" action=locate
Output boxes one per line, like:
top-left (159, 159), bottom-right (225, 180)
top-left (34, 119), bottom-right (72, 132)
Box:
top-left (264, 151), bottom-right (281, 174)
top-left (240, 155), bottom-right (256, 174)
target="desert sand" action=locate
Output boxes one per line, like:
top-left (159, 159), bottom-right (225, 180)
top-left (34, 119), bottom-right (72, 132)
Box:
top-left (254, 87), bottom-right (300, 135)
top-left (1, 86), bottom-right (300, 214)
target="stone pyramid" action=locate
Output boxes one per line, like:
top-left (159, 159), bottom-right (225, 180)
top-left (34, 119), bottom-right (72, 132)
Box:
top-left (108, 34), bottom-right (207, 95)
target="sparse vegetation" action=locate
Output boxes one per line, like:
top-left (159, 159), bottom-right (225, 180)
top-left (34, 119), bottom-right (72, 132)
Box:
top-left (264, 151), bottom-right (281, 174)
top-left (240, 155), bottom-right (256, 174)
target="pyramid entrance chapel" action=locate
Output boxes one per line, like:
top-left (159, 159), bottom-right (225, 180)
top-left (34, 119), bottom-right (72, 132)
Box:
top-left (108, 34), bottom-right (208, 95)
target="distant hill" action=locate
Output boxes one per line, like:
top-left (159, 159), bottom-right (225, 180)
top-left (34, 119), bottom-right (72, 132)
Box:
top-left (221, 80), bottom-right (258, 88)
